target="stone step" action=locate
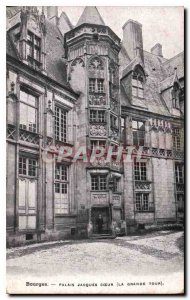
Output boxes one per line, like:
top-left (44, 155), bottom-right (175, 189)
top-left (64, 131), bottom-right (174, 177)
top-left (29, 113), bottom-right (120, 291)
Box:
top-left (90, 234), bottom-right (116, 240)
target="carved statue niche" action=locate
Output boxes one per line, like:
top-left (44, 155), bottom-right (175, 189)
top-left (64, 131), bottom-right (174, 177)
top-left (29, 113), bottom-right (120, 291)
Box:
top-left (88, 56), bottom-right (105, 78)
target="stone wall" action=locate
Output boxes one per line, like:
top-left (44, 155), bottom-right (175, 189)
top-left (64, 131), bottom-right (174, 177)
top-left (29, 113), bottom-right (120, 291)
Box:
top-left (152, 158), bottom-right (176, 222)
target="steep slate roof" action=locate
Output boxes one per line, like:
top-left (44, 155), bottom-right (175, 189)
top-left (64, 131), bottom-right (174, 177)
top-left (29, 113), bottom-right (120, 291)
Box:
top-left (6, 6), bottom-right (20, 19)
top-left (6, 32), bottom-right (19, 59)
top-left (59, 11), bottom-right (74, 30)
top-left (159, 75), bottom-right (175, 92)
top-left (45, 20), bottom-right (68, 86)
top-left (76, 6), bottom-right (105, 26)
top-left (162, 52), bottom-right (184, 80)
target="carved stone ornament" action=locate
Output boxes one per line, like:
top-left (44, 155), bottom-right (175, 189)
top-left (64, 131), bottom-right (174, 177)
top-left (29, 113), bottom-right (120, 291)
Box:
top-left (89, 94), bottom-right (106, 106)
top-left (110, 99), bottom-right (119, 113)
top-left (90, 125), bottom-right (107, 136)
top-left (88, 57), bottom-right (104, 71)
top-left (110, 128), bottom-right (119, 141)
top-left (71, 57), bottom-right (85, 68)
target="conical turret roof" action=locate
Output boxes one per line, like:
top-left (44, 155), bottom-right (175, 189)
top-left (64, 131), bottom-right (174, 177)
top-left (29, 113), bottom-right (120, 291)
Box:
top-left (76, 6), bottom-right (105, 27)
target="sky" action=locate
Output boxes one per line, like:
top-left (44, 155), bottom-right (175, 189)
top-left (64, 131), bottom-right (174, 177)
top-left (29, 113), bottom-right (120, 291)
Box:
top-left (56, 6), bottom-right (184, 59)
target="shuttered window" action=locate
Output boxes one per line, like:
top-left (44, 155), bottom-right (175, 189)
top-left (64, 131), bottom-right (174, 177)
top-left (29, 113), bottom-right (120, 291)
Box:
top-left (55, 164), bottom-right (69, 214)
top-left (18, 179), bottom-right (36, 230)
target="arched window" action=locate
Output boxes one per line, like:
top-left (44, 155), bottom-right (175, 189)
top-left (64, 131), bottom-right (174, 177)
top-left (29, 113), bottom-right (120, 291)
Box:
top-left (132, 66), bottom-right (145, 99)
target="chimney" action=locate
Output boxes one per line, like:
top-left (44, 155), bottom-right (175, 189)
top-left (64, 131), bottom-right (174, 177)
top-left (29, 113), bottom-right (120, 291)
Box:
top-left (122, 19), bottom-right (144, 62)
top-left (47, 6), bottom-right (58, 25)
top-left (151, 43), bottom-right (163, 57)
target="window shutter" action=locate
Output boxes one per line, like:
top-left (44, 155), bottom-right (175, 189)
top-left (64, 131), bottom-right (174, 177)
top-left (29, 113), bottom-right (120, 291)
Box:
top-left (19, 216), bottom-right (27, 230)
top-left (19, 179), bottom-right (26, 209)
top-left (28, 180), bottom-right (36, 209)
top-left (55, 190), bottom-right (61, 214)
top-left (27, 216), bottom-right (36, 229)
top-left (61, 192), bottom-right (69, 214)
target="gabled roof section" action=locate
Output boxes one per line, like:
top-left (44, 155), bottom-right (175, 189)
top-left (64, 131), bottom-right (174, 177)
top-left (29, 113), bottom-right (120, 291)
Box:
top-left (121, 56), bottom-right (146, 79)
top-left (76, 6), bottom-right (105, 27)
top-left (58, 11), bottom-right (74, 35)
top-left (160, 68), bottom-right (182, 92)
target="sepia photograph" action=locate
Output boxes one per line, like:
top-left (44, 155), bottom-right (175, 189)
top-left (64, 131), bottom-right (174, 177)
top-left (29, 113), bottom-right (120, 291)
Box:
top-left (6, 5), bottom-right (184, 294)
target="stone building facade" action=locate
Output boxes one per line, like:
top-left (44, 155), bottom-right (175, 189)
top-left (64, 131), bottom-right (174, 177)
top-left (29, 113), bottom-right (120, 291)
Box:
top-left (6, 6), bottom-right (184, 246)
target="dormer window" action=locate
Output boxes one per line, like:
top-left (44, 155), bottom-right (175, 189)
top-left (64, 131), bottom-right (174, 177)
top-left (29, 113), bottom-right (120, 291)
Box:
top-left (132, 66), bottom-right (145, 99)
top-left (172, 83), bottom-right (183, 109)
top-left (26, 30), bottom-right (41, 70)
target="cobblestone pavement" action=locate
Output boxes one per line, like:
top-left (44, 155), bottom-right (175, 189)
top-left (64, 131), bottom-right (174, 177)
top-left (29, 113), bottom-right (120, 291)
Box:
top-left (7, 230), bottom-right (184, 278)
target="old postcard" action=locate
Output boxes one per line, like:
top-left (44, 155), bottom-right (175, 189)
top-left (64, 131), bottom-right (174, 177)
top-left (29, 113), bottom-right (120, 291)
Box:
top-left (6, 5), bottom-right (184, 294)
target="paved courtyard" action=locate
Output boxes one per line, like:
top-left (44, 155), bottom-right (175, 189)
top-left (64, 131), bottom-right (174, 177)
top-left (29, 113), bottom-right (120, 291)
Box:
top-left (7, 230), bottom-right (184, 278)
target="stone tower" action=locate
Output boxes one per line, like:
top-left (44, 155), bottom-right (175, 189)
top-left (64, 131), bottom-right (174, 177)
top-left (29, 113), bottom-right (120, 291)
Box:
top-left (64, 7), bottom-right (125, 237)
